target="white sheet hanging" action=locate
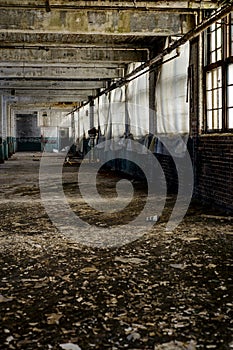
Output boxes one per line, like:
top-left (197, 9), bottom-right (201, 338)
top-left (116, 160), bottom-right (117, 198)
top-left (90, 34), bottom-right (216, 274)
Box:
top-left (98, 92), bottom-right (110, 137)
top-left (109, 86), bottom-right (126, 138)
top-left (78, 104), bottom-right (89, 137)
top-left (74, 111), bottom-right (79, 141)
top-left (155, 39), bottom-right (190, 134)
top-left (126, 63), bottom-right (149, 138)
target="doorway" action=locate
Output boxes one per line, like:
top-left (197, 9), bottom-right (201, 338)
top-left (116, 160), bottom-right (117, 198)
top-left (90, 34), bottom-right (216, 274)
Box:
top-left (16, 113), bottom-right (41, 152)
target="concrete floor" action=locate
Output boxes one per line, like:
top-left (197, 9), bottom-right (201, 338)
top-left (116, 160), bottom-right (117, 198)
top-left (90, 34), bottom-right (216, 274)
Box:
top-left (0, 152), bottom-right (233, 349)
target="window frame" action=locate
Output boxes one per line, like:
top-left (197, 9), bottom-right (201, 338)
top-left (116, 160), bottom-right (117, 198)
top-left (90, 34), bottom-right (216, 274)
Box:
top-left (203, 12), bottom-right (233, 133)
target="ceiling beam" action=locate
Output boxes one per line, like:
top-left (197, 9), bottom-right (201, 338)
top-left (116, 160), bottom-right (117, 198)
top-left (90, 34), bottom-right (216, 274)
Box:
top-left (7, 89), bottom-right (95, 96)
top-left (0, 65), bottom-right (125, 79)
top-left (9, 95), bottom-right (87, 103)
top-left (11, 103), bottom-right (77, 111)
top-left (0, 80), bottom-right (107, 90)
top-left (0, 8), bottom-right (195, 36)
top-left (0, 1), bottom-right (219, 11)
top-left (0, 0), bottom-right (220, 110)
top-left (0, 62), bottom-right (123, 68)
top-left (0, 47), bottom-right (148, 63)
top-left (0, 31), bottom-right (159, 49)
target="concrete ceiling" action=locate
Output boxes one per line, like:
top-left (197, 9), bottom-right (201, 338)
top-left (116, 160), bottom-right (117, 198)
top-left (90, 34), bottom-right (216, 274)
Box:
top-left (0, 0), bottom-right (218, 108)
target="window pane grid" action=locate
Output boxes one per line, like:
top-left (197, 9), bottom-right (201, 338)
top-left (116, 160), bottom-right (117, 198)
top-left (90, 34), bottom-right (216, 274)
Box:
top-left (227, 64), bottom-right (233, 111)
top-left (204, 14), bottom-right (233, 132)
top-left (228, 108), bottom-right (233, 128)
top-left (227, 85), bottom-right (233, 107)
top-left (206, 67), bottom-right (222, 130)
top-left (208, 22), bottom-right (223, 64)
top-left (206, 92), bottom-right (222, 110)
top-left (231, 13), bottom-right (233, 55)
top-left (207, 109), bottom-right (222, 130)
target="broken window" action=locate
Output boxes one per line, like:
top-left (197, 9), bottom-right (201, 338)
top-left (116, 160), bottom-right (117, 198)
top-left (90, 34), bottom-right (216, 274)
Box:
top-left (204, 12), bottom-right (233, 132)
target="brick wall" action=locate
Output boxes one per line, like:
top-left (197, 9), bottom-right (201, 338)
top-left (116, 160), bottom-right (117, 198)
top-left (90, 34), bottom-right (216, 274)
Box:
top-left (189, 38), bottom-right (233, 212)
top-left (195, 135), bottom-right (233, 211)
top-left (155, 154), bottom-right (178, 194)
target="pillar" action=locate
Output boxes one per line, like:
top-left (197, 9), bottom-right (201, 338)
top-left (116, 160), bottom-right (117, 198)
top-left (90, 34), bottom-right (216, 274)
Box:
top-left (89, 97), bottom-right (94, 129)
top-left (0, 95), bottom-right (4, 163)
top-left (2, 96), bottom-right (8, 160)
top-left (125, 84), bottom-right (130, 136)
top-left (71, 111), bottom-right (75, 144)
top-left (88, 97), bottom-right (95, 161)
top-left (10, 107), bottom-right (16, 154)
top-left (149, 69), bottom-right (156, 135)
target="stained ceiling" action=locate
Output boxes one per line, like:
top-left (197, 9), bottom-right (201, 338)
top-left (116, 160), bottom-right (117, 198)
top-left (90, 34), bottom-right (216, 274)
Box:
top-left (0, 0), bottom-right (219, 110)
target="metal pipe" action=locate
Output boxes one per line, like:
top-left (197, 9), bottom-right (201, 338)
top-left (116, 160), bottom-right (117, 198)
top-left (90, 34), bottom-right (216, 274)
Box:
top-left (122, 1), bottom-right (233, 82)
top-left (198, 11), bottom-right (204, 133)
top-left (68, 1), bottom-right (233, 115)
top-left (66, 52), bottom-right (180, 115)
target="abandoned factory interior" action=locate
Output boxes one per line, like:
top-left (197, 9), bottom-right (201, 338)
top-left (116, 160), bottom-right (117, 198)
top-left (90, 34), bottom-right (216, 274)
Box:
top-left (0, 1), bottom-right (233, 350)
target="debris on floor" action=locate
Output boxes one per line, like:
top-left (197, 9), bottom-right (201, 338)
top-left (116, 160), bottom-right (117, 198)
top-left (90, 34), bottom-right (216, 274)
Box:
top-left (59, 343), bottom-right (82, 350)
top-left (154, 340), bottom-right (197, 350)
top-left (0, 153), bottom-right (232, 349)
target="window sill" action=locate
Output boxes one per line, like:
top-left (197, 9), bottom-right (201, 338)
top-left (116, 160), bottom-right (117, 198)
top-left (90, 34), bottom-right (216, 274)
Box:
top-left (200, 132), bottom-right (233, 137)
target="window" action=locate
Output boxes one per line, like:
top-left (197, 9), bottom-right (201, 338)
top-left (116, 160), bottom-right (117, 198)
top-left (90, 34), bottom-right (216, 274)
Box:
top-left (204, 12), bottom-right (233, 132)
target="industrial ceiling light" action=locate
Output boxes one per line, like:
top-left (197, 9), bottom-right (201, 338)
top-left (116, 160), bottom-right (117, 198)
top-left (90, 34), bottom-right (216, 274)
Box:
top-left (45, 0), bottom-right (51, 12)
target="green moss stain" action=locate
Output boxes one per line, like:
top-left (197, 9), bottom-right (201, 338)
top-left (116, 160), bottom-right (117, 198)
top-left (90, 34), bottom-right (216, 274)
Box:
top-left (118, 12), bottom-right (131, 33)
top-left (47, 10), bottom-right (88, 31)
top-left (67, 11), bottom-right (88, 32)
top-left (48, 12), bottom-right (62, 30)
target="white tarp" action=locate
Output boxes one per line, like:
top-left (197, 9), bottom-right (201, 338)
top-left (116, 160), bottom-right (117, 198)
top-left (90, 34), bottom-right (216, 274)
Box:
top-left (109, 86), bottom-right (126, 138)
top-left (126, 63), bottom-right (149, 137)
top-left (97, 92), bottom-right (110, 137)
top-left (74, 111), bottom-right (79, 141)
top-left (75, 64), bottom-right (149, 142)
top-left (155, 40), bottom-right (190, 134)
top-left (74, 40), bottom-right (190, 158)
top-left (78, 104), bottom-right (89, 137)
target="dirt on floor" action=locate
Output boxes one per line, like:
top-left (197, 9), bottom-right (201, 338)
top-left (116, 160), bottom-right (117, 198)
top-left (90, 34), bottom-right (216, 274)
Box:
top-left (0, 152), bottom-right (232, 350)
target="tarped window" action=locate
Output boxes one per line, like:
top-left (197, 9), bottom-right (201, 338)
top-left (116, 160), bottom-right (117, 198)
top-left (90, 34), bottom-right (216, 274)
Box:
top-left (155, 40), bottom-right (190, 134)
top-left (98, 92), bottom-right (110, 137)
top-left (79, 105), bottom-right (89, 137)
top-left (109, 87), bottom-right (126, 138)
top-left (127, 63), bottom-right (149, 138)
top-left (74, 111), bottom-right (79, 141)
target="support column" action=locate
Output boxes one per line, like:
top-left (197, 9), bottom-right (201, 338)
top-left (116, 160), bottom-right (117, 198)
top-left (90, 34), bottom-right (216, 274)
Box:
top-left (149, 69), bottom-right (156, 135)
top-left (89, 97), bottom-right (94, 129)
top-left (2, 96), bottom-right (8, 160)
top-left (7, 103), bottom-right (13, 157)
top-left (88, 97), bottom-right (96, 161)
top-left (12, 108), bottom-right (17, 153)
top-left (70, 110), bottom-right (76, 156)
top-left (10, 107), bottom-right (16, 154)
top-left (0, 95), bottom-right (4, 163)
top-left (71, 111), bottom-right (75, 144)
top-left (125, 84), bottom-right (130, 136)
